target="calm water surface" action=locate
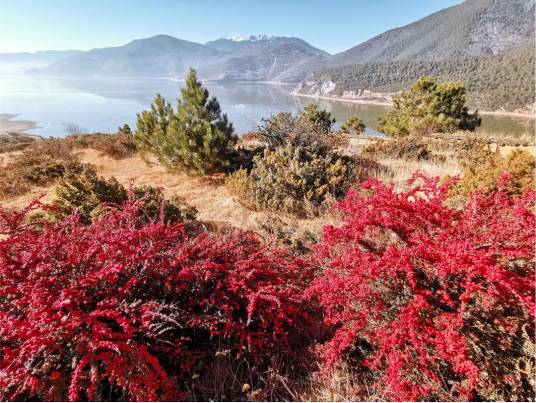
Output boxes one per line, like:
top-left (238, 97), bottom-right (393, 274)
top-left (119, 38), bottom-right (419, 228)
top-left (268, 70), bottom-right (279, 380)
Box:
top-left (0, 75), bottom-right (533, 137)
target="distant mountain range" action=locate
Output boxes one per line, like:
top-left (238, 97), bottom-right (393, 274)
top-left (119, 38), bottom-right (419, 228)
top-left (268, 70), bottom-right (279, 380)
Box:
top-left (24, 34), bottom-right (329, 82)
top-left (2, 0), bottom-right (533, 111)
top-left (27, 35), bottom-right (219, 79)
top-left (0, 50), bottom-right (83, 73)
top-left (0, 50), bottom-right (82, 64)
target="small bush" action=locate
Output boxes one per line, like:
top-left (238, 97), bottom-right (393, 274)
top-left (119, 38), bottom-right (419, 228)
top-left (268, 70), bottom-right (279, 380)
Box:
top-left (340, 115), bottom-right (366, 135)
top-left (255, 106), bottom-right (346, 151)
top-left (64, 132), bottom-right (136, 159)
top-left (0, 132), bottom-right (38, 153)
top-left (257, 216), bottom-right (319, 255)
top-left (361, 136), bottom-right (434, 161)
top-left (13, 138), bottom-right (75, 167)
top-left (54, 165), bottom-right (197, 225)
top-left (25, 161), bottom-right (83, 184)
top-left (228, 146), bottom-right (265, 172)
top-left (64, 122), bottom-right (86, 136)
top-left (0, 173), bottom-right (30, 198)
top-left (307, 174), bottom-right (535, 401)
top-left (0, 139), bottom-right (79, 199)
top-left (226, 145), bottom-right (359, 216)
top-left (0, 198), bottom-right (314, 401)
top-left (299, 103), bottom-right (336, 134)
top-left (454, 140), bottom-right (535, 197)
top-left (118, 123), bottom-right (132, 135)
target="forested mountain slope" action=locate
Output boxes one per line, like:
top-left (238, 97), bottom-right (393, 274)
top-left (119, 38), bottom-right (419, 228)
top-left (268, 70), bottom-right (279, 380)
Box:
top-left (297, 48), bottom-right (534, 112)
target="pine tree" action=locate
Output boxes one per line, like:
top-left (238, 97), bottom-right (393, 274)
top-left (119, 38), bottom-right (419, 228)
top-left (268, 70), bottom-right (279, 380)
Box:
top-left (377, 77), bottom-right (481, 137)
top-left (134, 68), bottom-right (237, 174)
top-left (118, 123), bottom-right (132, 135)
top-left (299, 103), bottom-right (336, 134)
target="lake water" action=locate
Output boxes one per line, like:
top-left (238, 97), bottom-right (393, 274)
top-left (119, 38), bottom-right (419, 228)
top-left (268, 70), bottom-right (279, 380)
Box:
top-left (0, 75), bottom-right (533, 138)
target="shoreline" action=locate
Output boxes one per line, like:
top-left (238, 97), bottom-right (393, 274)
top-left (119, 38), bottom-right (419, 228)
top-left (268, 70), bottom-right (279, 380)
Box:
top-left (290, 91), bottom-right (392, 107)
top-left (0, 114), bottom-right (38, 136)
top-left (16, 73), bottom-right (535, 118)
top-left (290, 92), bottom-right (535, 118)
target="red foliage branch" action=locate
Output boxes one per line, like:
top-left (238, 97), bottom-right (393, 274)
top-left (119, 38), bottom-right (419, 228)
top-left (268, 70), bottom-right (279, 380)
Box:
top-left (0, 197), bottom-right (312, 401)
top-left (307, 173), bottom-right (535, 401)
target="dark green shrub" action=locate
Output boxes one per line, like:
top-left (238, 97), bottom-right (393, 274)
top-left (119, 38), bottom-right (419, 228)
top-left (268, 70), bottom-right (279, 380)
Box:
top-left (340, 115), bottom-right (366, 135)
top-left (130, 185), bottom-right (197, 225)
top-left (134, 68), bottom-right (237, 174)
top-left (228, 146), bottom-right (264, 172)
top-left (377, 77), bottom-right (481, 137)
top-left (225, 145), bottom-right (359, 216)
top-left (54, 165), bottom-right (197, 224)
top-left (299, 103), bottom-right (336, 134)
top-left (21, 161), bottom-right (85, 185)
top-left (255, 106), bottom-right (345, 151)
top-left (118, 123), bottom-right (132, 135)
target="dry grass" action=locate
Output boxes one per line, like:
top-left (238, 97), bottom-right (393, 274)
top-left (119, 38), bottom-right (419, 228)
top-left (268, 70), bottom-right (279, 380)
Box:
top-left (378, 157), bottom-right (461, 189)
top-left (1, 148), bottom-right (336, 240)
top-left (303, 370), bottom-right (380, 402)
top-left (349, 136), bottom-right (462, 189)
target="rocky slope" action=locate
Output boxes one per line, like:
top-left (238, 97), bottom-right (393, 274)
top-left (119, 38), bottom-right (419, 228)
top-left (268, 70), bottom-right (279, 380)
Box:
top-left (329, 0), bottom-right (534, 67)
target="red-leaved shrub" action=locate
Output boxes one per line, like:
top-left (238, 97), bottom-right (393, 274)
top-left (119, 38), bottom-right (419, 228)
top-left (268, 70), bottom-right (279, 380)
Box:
top-left (0, 198), bottom-right (313, 401)
top-left (307, 173), bottom-right (535, 401)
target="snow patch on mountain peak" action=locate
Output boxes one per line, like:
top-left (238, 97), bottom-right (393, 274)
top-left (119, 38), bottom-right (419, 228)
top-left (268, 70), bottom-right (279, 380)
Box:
top-left (225, 34), bottom-right (275, 42)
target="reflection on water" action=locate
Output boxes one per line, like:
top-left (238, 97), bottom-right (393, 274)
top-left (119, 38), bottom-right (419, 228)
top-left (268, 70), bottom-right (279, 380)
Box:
top-left (0, 75), bottom-right (533, 138)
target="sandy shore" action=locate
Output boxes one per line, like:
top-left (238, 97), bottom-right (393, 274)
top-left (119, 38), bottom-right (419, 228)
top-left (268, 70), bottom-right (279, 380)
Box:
top-left (290, 92), bottom-right (535, 118)
top-left (290, 91), bottom-right (392, 107)
top-left (0, 114), bottom-right (37, 135)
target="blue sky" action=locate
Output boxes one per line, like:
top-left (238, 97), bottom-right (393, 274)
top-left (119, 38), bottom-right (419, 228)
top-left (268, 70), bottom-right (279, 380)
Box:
top-left (0, 0), bottom-right (463, 54)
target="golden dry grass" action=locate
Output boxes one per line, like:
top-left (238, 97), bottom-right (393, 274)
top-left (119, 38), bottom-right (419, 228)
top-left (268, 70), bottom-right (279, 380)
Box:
top-left (379, 157), bottom-right (461, 189)
top-left (1, 148), bottom-right (336, 239)
top-left (348, 136), bottom-right (462, 189)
